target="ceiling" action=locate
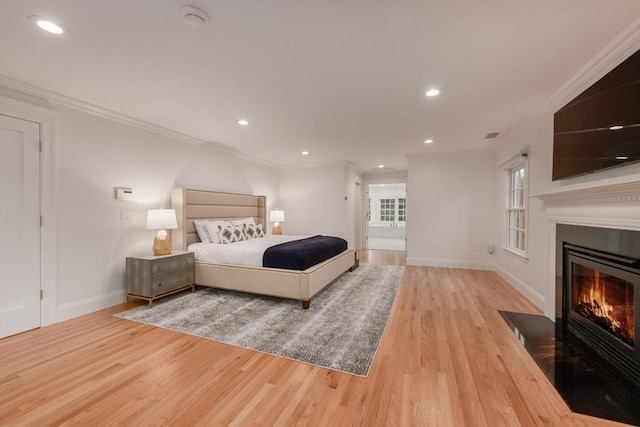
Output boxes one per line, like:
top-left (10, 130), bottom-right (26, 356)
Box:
top-left (1, 1), bottom-right (638, 172)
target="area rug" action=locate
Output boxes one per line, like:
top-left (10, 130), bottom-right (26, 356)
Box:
top-left (116, 264), bottom-right (404, 376)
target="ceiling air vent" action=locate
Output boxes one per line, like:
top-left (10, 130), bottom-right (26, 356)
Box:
top-left (484, 132), bottom-right (500, 139)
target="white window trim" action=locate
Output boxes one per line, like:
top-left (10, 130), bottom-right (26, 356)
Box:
top-left (503, 155), bottom-right (529, 261)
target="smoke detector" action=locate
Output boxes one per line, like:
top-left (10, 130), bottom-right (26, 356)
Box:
top-left (181, 6), bottom-right (208, 29)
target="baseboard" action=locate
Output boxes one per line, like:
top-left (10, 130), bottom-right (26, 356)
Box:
top-left (56, 289), bottom-right (125, 323)
top-left (406, 257), bottom-right (494, 271)
top-left (494, 265), bottom-right (545, 310)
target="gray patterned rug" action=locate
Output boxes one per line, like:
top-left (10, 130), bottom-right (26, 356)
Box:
top-left (116, 264), bottom-right (404, 376)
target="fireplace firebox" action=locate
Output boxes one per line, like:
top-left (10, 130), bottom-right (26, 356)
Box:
top-left (563, 243), bottom-right (640, 385)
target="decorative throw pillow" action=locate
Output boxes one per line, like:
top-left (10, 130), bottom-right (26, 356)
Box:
top-left (206, 220), bottom-right (231, 244)
top-left (217, 224), bottom-right (238, 244)
top-left (232, 224), bottom-right (246, 241)
top-left (243, 223), bottom-right (265, 239)
top-left (193, 220), bottom-right (212, 243)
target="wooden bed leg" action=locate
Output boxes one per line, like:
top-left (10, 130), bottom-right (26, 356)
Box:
top-left (349, 253), bottom-right (359, 272)
top-left (302, 300), bottom-right (310, 309)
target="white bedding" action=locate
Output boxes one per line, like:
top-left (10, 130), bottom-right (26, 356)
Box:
top-left (188, 235), bottom-right (311, 267)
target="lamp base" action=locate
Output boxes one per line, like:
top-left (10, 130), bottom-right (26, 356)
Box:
top-left (152, 229), bottom-right (172, 255)
top-left (272, 222), bottom-right (282, 235)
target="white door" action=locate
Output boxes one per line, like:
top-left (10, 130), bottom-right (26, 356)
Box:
top-left (0, 115), bottom-right (41, 338)
top-left (354, 178), bottom-right (363, 250)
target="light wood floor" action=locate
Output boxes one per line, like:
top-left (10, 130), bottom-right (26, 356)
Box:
top-left (0, 250), bottom-right (630, 426)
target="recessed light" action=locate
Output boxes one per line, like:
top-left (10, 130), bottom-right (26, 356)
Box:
top-left (609, 125), bottom-right (623, 131)
top-left (29, 16), bottom-right (65, 35)
top-left (616, 156), bottom-right (629, 160)
top-left (378, 164), bottom-right (385, 168)
top-left (238, 119), bottom-right (249, 126)
top-left (425, 89), bottom-right (440, 97)
top-left (301, 151), bottom-right (309, 155)
top-left (424, 139), bottom-right (434, 144)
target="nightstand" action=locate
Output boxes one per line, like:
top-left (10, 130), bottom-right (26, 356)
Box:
top-left (126, 251), bottom-right (195, 307)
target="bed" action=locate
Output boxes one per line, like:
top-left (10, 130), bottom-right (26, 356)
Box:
top-left (171, 187), bottom-right (356, 308)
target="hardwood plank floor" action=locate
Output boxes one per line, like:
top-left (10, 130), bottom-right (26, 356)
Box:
top-left (0, 250), bottom-right (631, 426)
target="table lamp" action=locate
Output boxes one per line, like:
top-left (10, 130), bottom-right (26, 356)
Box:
top-left (147, 208), bottom-right (178, 255)
top-left (270, 210), bottom-right (285, 235)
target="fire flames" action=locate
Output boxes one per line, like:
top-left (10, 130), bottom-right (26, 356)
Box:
top-left (574, 268), bottom-right (634, 347)
top-left (579, 274), bottom-right (621, 329)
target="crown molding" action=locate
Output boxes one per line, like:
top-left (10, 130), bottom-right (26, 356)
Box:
top-left (0, 75), bottom-right (206, 145)
top-left (0, 75), bottom-right (280, 169)
top-left (500, 17), bottom-right (640, 143)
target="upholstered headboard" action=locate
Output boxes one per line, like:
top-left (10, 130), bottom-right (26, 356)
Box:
top-left (171, 188), bottom-right (267, 250)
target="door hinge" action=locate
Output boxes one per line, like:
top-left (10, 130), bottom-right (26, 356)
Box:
top-left (39, 140), bottom-right (43, 153)
top-left (40, 289), bottom-right (43, 300)
top-left (40, 215), bottom-right (44, 227)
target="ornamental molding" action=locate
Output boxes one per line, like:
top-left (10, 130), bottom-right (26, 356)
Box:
top-left (532, 181), bottom-right (640, 207)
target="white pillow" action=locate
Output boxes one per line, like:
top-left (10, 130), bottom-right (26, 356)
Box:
top-left (193, 220), bottom-right (212, 243)
top-left (205, 220), bottom-right (231, 244)
top-left (230, 217), bottom-right (256, 227)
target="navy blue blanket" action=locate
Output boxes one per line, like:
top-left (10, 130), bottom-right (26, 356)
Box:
top-left (263, 235), bottom-right (348, 270)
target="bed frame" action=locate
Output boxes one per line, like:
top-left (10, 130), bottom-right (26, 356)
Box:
top-left (171, 188), bottom-right (355, 308)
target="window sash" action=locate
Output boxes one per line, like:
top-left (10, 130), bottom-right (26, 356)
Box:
top-left (380, 198), bottom-right (396, 222)
top-left (398, 198), bottom-right (406, 222)
top-left (506, 163), bottom-right (527, 254)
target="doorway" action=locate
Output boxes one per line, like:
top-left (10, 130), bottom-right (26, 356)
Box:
top-left (366, 183), bottom-right (406, 251)
top-left (1, 115), bottom-right (41, 338)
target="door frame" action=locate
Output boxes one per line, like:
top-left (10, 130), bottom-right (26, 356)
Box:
top-left (363, 172), bottom-right (408, 250)
top-left (354, 175), bottom-right (364, 250)
top-left (2, 95), bottom-right (59, 327)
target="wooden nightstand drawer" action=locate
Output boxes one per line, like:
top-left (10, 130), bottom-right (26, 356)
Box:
top-left (126, 251), bottom-right (196, 307)
top-left (151, 253), bottom-right (193, 276)
top-left (151, 270), bottom-right (194, 296)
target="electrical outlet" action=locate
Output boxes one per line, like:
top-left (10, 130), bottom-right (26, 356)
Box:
top-left (121, 210), bottom-right (130, 221)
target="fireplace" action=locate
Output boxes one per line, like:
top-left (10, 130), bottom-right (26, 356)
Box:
top-left (557, 225), bottom-right (640, 388)
top-left (571, 261), bottom-right (634, 347)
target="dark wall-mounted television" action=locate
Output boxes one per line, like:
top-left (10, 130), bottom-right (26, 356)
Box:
top-left (552, 49), bottom-right (640, 181)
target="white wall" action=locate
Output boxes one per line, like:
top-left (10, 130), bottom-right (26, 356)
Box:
top-left (406, 150), bottom-right (496, 270)
top-left (279, 164), bottom-right (347, 242)
top-left (493, 34), bottom-right (640, 315)
top-left (2, 89), bottom-right (280, 323)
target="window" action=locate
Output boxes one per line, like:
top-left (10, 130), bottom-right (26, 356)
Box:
top-left (380, 198), bottom-right (395, 222)
top-left (398, 198), bottom-right (406, 222)
top-left (506, 162), bottom-right (527, 255)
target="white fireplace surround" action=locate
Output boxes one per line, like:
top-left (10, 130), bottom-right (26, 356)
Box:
top-left (533, 180), bottom-right (640, 319)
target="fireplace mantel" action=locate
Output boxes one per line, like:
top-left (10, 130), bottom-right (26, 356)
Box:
top-left (532, 181), bottom-right (640, 231)
top-left (532, 181), bottom-right (640, 207)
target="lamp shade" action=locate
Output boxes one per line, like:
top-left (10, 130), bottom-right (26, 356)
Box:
top-left (270, 210), bottom-right (285, 223)
top-left (146, 209), bottom-right (177, 230)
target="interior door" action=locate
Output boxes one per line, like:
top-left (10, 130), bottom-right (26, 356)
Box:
top-left (1, 115), bottom-right (41, 338)
top-left (354, 178), bottom-right (363, 250)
